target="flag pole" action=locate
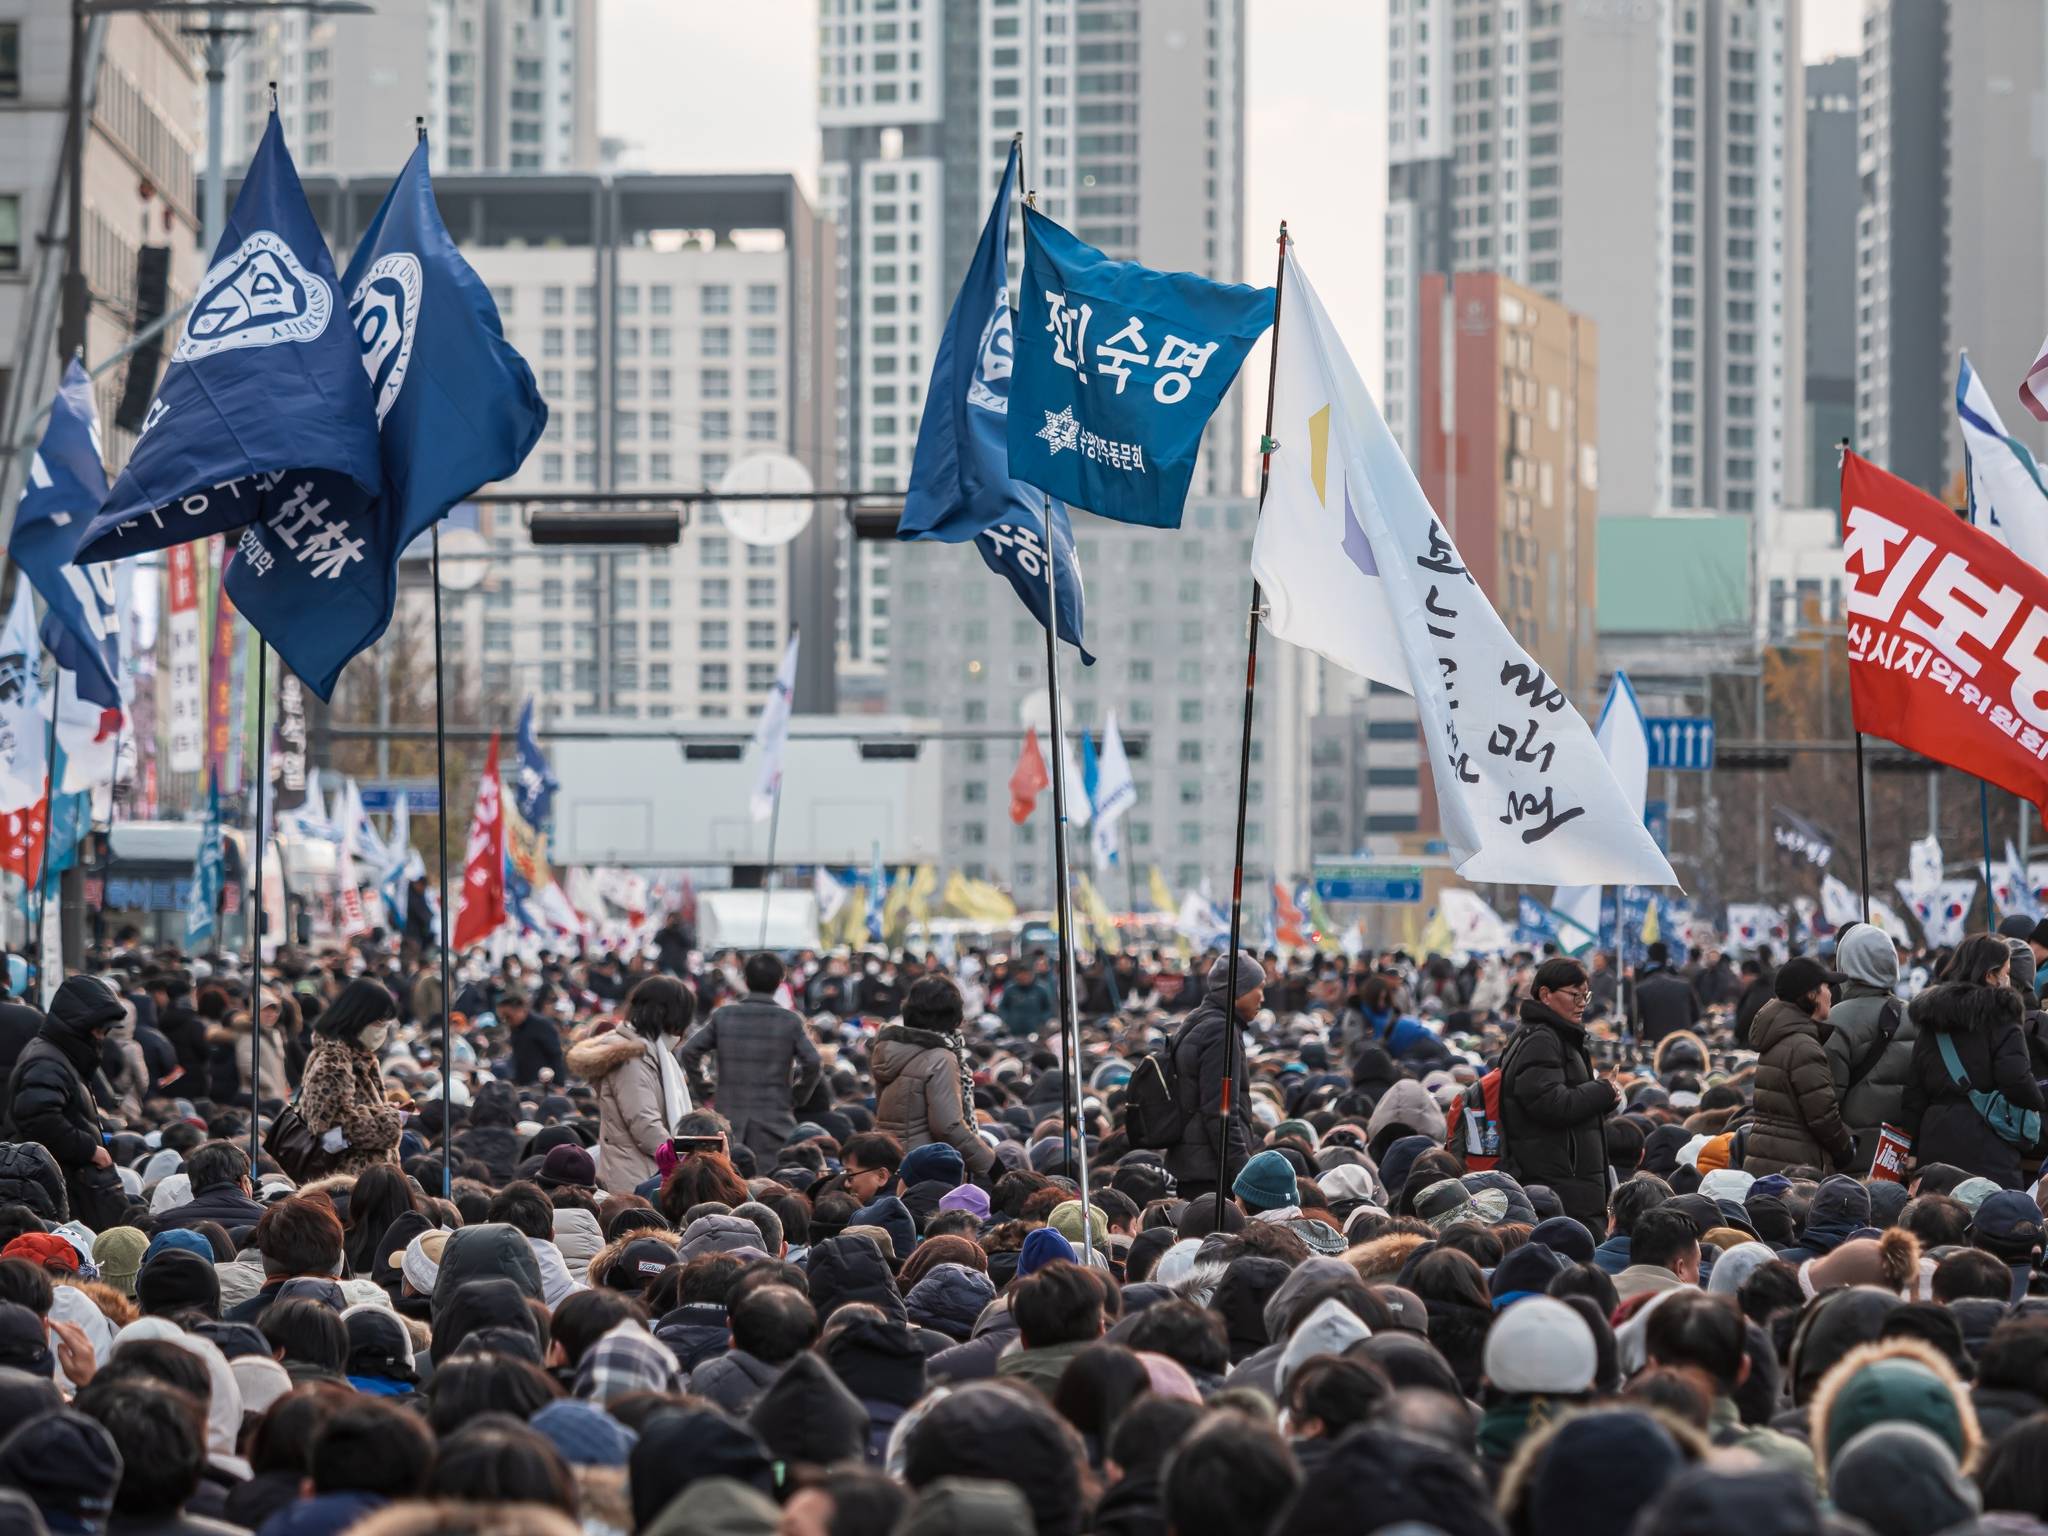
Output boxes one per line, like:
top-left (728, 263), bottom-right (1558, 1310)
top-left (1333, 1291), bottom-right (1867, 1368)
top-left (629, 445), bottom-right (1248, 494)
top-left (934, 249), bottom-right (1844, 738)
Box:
top-left (1980, 781), bottom-right (1997, 926)
top-left (1037, 486), bottom-right (1092, 1253)
top-left (759, 781), bottom-right (782, 952)
top-left (1214, 220), bottom-right (1290, 1198)
top-left (248, 639), bottom-right (267, 1167)
top-left (31, 678), bottom-right (56, 1002)
top-left (416, 116), bottom-right (456, 1200)
top-left (1838, 438), bottom-right (1873, 923)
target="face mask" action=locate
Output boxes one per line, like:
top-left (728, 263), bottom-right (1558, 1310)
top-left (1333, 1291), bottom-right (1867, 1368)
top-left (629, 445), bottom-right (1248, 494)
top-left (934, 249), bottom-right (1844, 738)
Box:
top-left (359, 1022), bottom-right (392, 1052)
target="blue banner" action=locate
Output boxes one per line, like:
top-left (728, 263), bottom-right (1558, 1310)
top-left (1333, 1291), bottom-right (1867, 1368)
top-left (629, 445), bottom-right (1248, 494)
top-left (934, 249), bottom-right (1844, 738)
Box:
top-left (187, 771), bottom-right (224, 948)
top-left (1515, 895), bottom-right (1557, 948)
top-left (512, 697), bottom-right (557, 828)
top-left (505, 697), bottom-right (556, 934)
top-left (10, 360), bottom-right (121, 708)
top-left (74, 114), bottom-right (384, 704)
top-left (1007, 207), bottom-right (1273, 529)
top-left (974, 503), bottom-right (1095, 666)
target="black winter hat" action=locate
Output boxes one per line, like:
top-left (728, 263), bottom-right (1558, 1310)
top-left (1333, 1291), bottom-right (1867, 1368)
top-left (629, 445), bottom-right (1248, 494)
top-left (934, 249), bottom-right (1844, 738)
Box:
top-left (901, 1382), bottom-right (1085, 1536)
top-left (0, 1310), bottom-right (49, 1380)
top-left (628, 1407), bottom-right (773, 1528)
top-left (1273, 1424), bottom-right (1500, 1536)
top-left (135, 1250), bottom-right (220, 1320)
top-left (0, 1409), bottom-right (119, 1535)
top-left (749, 1352), bottom-right (869, 1466)
top-left (1629, 1466), bottom-right (1830, 1536)
top-left (0, 1371), bottom-right (60, 1443)
top-left (1529, 1216), bottom-right (1596, 1265)
top-left (1488, 1242), bottom-right (1568, 1304)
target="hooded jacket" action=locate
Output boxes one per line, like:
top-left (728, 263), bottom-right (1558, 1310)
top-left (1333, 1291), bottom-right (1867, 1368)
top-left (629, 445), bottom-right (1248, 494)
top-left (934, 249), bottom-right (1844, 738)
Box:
top-left (1747, 998), bottom-right (1857, 1175)
top-left (1823, 925), bottom-right (1915, 1169)
top-left (749, 1351), bottom-right (870, 1467)
top-left (429, 1223), bottom-right (542, 1330)
top-left (821, 1310), bottom-right (927, 1461)
top-left (1902, 980), bottom-right (2045, 1188)
top-left (1498, 1000), bottom-right (1613, 1228)
top-left (5, 978), bottom-right (124, 1226)
top-left (1365, 1079), bottom-right (1449, 1147)
top-left (872, 1025), bottom-right (995, 1177)
top-left (565, 1021), bottom-right (680, 1195)
top-left (906, 1263), bottom-right (997, 1342)
top-left (643, 1478), bottom-right (780, 1536)
top-left (689, 1348), bottom-right (784, 1415)
top-left (1162, 989), bottom-right (1254, 1190)
top-left (805, 1234), bottom-right (906, 1324)
top-left (1808, 1335), bottom-right (1983, 1490)
top-left (552, 1206), bottom-right (602, 1283)
top-left (654, 1301), bottom-right (732, 1373)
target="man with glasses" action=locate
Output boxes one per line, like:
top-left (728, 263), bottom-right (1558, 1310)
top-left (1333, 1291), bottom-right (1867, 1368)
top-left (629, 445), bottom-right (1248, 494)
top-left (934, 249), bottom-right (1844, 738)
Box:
top-left (1499, 957), bottom-right (1620, 1230)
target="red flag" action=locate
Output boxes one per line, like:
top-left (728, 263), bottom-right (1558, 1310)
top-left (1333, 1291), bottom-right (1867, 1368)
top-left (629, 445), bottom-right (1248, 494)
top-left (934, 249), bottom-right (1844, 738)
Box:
top-left (452, 733), bottom-right (505, 950)
top-left (1273, 880), bottom-right (1307, 947)
top-left (0, 800), bottom-right (47, 882)
top-left (1009, 727), bottom-right (1050, 824)
top-left (1842, 451), bottom-right (2048, 809)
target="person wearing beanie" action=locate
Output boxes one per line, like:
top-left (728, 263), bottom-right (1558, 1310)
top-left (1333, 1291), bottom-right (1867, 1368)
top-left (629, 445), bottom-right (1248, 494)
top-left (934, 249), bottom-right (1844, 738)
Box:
top-left (0, 1407), bottom-right (120, 1535)
top-left (91, 1228), bottom-right (148, 1299)
top-left (1829, 1422), bottom-right (1981, 1536)
top-left (1163, 951), bottom-right (1265, 1200)
top-left (935, 1184), bottom-right (990, 1224)
top-left (1515, 1409), bottom-right (1688, 1536)
top-left (1015, 1227), bottom-right (1076, 1278)
top-left (1527, 1216), bottom-right (1596, 1266)
top-left (1970, 1189), bottom-right (2046, 1303)
top-left (1810, 1335), bottom-right (1983, 1486)
top-left (1499, 957), bottom-right (1619, 1230)
top-left (897, 1141), bottom-right (967, 1192)
top-left (1801, 1230), bottom-right (1921, 1299)
top-left (1048, 1201), bottom-right (1109, 1252)
top-left (1822, 923), bottom-right (1915, 1172)
top-left (1746, 956), bottom-right (1857, 1176)
top-left (531, 1399), bottom-right (637, 1468)
top-left (136, 1250), bottom-right (222, 1321)
top-left (1475, 1294), bottom-right (1597, 1473)
top-left (1231, 1147), bottom-right (1345, 1257)
top-left (1489, 1242), bottom-right (1568, 1308)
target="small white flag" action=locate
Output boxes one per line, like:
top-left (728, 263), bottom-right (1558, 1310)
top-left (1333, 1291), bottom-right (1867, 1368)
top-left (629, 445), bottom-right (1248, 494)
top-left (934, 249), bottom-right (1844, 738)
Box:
top-left (1553, 672), bottom-right (1652, 937)
top-left (1091, 710), bottom-right (1136, 869)
top-left (813, 866), bottom-right (847, 925)
top-left (750, 630), bottom-right (801, 823)
top-left (1959, 352), bottom-right (2048, 573)
top-left (1821, 874), bottom-right (1864, 931)
top-left (0, 582), bottom-right (45, 814)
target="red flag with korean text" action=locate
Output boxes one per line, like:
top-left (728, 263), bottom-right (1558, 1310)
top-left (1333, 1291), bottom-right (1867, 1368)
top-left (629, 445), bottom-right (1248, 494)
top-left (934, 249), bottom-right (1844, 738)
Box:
top-left (452, 733), bottom-right (505, 950)
top-left (0, 801), bottom-right (47, 882)
top-left (1842, 452), bottom-right (2048, 809)
top-left (1009, 727), bottom-right (1050, 825)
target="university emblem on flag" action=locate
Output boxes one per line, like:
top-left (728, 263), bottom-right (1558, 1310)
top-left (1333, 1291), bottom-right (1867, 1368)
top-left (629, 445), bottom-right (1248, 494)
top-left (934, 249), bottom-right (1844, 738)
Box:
top-left (176, 230), bottom-right (333, 360)
top-left (967, 292), bottom-right (1013, 414)
top-left (350, 252), bottom-right (424, 423)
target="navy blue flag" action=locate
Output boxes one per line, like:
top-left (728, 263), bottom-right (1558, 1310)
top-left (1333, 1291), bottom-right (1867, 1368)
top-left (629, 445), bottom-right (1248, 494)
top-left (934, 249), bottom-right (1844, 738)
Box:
top-left (976, 501), bottom-right (1094, 666)
top-left (224, 136), bottom-right (545, 699)
top-left (10, 360), bottom-right (121, 708)
top-left (513, 697), bottom-right (558, 827)
top-left (1007, 207), bottom-right (1273, 529)
top-left (74, 114), bottom-right (383, 701)
top-left (900, 143), bottom-right (1091, 660)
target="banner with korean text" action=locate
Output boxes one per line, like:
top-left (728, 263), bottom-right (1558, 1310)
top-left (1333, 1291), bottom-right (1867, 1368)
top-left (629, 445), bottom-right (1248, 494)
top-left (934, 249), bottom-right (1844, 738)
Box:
top-left (166, 543), bottom-right (204, 773)
top-left (1842, 451), bottom-right (2048, 810)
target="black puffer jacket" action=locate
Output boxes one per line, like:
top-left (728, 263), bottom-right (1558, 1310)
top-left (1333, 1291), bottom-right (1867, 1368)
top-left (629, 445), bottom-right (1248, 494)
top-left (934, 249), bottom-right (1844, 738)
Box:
top-left (1162, 993), bottom-right (1253, 1192)
top-left (1902, 981), bottom-right (2045, 1188)
top-left (1498, 1000), bottom-right (1613, 1228)
top-left (1746, 999), bottom-right (1856, 1176)
top-left (3, 977), bottom-right (123, 1226)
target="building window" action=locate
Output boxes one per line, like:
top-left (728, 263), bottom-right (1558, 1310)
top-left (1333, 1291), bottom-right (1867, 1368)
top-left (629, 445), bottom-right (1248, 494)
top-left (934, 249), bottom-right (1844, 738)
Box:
top-left (649, 662), bottom-right (670, 691)
top-left (747, 410), bottom-right (778, 441)
top-left (700, 578), bottom-right (729, 607)
top-left (747, 369), bottom-right (777, 400)
top-left (701, 284), bottom-right (731, 315)
top-left (700, 663), bottom-right (729, 691)
top-left (703, 327), bottom-right (731, 358)
top-left (701, 370), bottom-right (730, 400)
top-left (747, 283), bottom-right (777, 314)
top-left (746, 578), bottom-right (775, 609)
top-left (699, 620), bottom-right (728, 649)
top-left (747, 325), bottom-right (776, 356)
top-left (699, 536), bottom-right (729, 566)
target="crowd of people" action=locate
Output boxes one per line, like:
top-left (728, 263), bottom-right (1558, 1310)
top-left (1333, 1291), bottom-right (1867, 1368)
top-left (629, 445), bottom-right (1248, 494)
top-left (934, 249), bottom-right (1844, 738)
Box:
top-left (0, 913), bottom-right (2045, 1535)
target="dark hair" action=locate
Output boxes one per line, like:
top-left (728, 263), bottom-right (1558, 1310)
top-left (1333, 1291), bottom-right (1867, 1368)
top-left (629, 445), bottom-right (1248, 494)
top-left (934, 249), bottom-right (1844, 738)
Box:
top-left (1121, 1299), bottom-right (1227, 1377)
top-left (678, 1253), bottom-right (746, 1307)
top-left (1736, 1260), bottom-right (1805, 1327)
top-left (730, 1284), bottom-right (817, 1364)
top-left (75, 1377), bottom-right (206, 1514)
top-left (1285, 1355), bottom-right (1392, 1437)
top-left (1108, 1395), bottom-right (1205, 1477)
top-left (903, 975), bottom-right (965, 1035)
top-left (762, 1191), bottom-right (810, 1249)
top-left (549, 1290), bottom-right (646, 1370)
top-left (487, 1181), bottom-right (556, 1241)
top-left (246, 1386), bottom-right (349, 1475)
top-left (1624, 1365), bottom-right (1712, 1429)
top-left (1608, 1175), bottom-right (1674, 1237)
top-left (1903, 1195), bottom-right (1973, 1249)
top-left (626, 975), bottom-right (696, 1040)
top-left (104, 1340), bottom-right (210, 1404)
top-left (1049, 1342), bottom-right (1148, 1456)
top-left (1644, 1290), bottom-right (1747, 1392)
top-left (254, 1197), bottom-right (345, 1277)
top-left (312, 1398), bottom-right (435, 1498)
top-left (1934, 1248), bottom-right (2016, 1304)
top-left (1434, 1222), bottom-right (1503, 1269)
top-left (1978, 1320), bottom-right (2048, 1399)
top-left (426, 1355), bottom-right (561, 1437)
top-left (1978, 1413), bottom-right (2048, 1517)
top-left (786, 1465), bottom-right (909, 1536)
top-left (185, 1140), bottom-right (251, 1194)
top-left (0, 1260), bottom-right (52, 1318)
top-left (428, 1415), bottom-right (577, 1513)
top-left (1408, 1249), bottom-right (1490, 1313)
top-left (842, 1132), bottom-right (904, 1176)
top-left (658, 1153), bottom-right (749, 1221)
top-left (1947, 933), bottom-right (2016, 988)
top-left (1631, 1207), bottom-right (1702, 1272)
top-left (344, 1164), bottom-right (419, 1276)
top-left (743, 953), bottom-right (785, 994)
top-left (1547, 1263), bottom-right (1619, 1318)
top-left (262, 1299), bottom-right (350, 1373)
top-left (1162, 1410), bottom-right (1300, 1536)
top-left (1532, 957), bottom-right (1589, 997)
top-left (312, 978), bottom-right (398, 1041)
top-left (1010, 1261), bottom-right (1105, 1350)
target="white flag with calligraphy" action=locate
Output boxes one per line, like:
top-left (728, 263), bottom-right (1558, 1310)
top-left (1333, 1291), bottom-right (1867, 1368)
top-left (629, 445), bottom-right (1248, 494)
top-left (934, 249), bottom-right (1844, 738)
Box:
top-left (1255, 248), bottom-right (1675, 885)
top-left (0, 581), bottom-right (45, 814)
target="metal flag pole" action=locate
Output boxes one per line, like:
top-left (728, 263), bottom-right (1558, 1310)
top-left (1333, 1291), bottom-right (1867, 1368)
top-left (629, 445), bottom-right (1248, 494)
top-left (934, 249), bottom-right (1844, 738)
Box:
top-left (1838, 438), bottom-right (1873, 923)
top-left (31, 674), bottom-right (58, 1002)
top-left (1981, 782), bottom-right (1998, 927)
top-left (1214, 220), bottom-right (1291, 1198)
top-left (758, 625), bottom-right (794, 952)
top-left (248, 640), bottom-right (267, 1166)
top-left (431, 531), bottom-right (455, 1198)
top-left (1038, 489), bottom-right (1092, 1253)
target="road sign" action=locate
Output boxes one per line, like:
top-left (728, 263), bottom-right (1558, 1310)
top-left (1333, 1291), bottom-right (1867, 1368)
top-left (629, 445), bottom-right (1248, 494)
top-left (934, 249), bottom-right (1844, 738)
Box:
top-left (1314, 862), bottom-right (1424, 904)
top-left (1646, 716), bottom-right (1716, 771)
top-left (358, 781), bottom-right (441, 814)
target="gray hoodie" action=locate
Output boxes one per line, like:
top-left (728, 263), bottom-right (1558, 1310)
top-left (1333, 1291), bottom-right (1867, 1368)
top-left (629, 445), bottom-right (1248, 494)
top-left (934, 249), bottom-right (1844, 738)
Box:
top-left (1823, 923), bottom-right (1915, 1167)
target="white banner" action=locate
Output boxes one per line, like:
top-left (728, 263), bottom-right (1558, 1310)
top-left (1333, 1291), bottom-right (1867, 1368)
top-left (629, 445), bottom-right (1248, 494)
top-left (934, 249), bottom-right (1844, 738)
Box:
top-left (1821, 874), bottom-right (1864, 930)
top-left (1906, 835), bottom-right (1944, 898)
top-left (1439, 887), bottom-right (1512, 956)
top-left (1554, 672), bottom-right (1652, 936)
top-left (1255, 248), bottom-right (1675, 886)
top-left (0, 581), bottom-right (45, 813)
top-left (749, 631), bottom-right (800, 822)
top-left (1897, 877), bottom-right (1977, 949)
top-left (165, 543), bottom-right (204, 773)
top-left (1726, 903), bottom-right (1788, 952)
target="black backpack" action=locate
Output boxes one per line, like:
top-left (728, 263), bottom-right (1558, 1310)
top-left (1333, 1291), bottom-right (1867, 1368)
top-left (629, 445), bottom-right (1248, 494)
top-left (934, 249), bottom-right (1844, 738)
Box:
top-left (1125, 1023), bottom-right (1192, 1151)
top-left (0, 1141), bottom-right (67, 1223)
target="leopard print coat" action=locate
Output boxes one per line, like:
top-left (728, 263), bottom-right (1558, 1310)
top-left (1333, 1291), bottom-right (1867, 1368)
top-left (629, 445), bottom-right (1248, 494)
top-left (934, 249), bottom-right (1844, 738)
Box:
top-left (298, 1038), bottom-right (403, 1177)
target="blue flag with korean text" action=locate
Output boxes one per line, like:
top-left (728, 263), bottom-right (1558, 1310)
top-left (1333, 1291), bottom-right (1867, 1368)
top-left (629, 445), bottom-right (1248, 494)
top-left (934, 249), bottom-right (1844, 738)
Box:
top-left (10, 360), bottom-right (121, 709)
top-left (504, 697), bottom-right (557, 934)
top-left (1008, 207), bottom-right (1273, 529)
top-left (73, 114), bottom-right (383, 699)
top-left (901, 143), bottom-right (1092, 660)
top-left (187, 772), bottom-right (225, 948)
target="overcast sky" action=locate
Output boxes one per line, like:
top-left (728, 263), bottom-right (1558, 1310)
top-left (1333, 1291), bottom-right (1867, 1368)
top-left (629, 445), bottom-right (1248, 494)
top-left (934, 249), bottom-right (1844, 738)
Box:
top-left (601, 0), bottom-right (1866, 464)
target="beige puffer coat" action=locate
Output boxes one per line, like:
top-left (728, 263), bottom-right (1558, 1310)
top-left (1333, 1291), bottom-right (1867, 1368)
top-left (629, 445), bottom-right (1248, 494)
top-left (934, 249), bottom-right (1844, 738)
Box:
top-left (566, 1021), bottom-right (679, 1194)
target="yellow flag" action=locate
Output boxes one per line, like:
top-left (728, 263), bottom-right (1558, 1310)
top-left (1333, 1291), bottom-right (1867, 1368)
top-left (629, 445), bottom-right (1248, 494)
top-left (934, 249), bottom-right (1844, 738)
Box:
top-left (1420, 905), bottom-right (1453, 957)
top-left (1076, 874), bottom-right (1122, 954)
top-left (1148, 866), bottom-right (1175, 915)
top-left (909, 864), bottom-right (937, 924)
top-left (882, 868), bottom-right (913, 945)
top-left (1641, 897), bottom-right (1661, 947)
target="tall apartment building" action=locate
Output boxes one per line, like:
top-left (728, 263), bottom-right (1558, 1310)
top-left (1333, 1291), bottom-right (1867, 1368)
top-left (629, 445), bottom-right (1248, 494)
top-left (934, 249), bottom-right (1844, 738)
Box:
top-left (291, 171), bottom-right (839, 720)
top-left (1311, 272), bottom-right (1597, 858)
top-left (1384, 0), bottom-right (1802, 518)
top-left (884, 498), bottom-right (1311, 907)
top-left (820, 0), bottom-right (1245, 677)
top-left (1856, 0), bottom-right (2047, 496)
top-left (223, 0), bottom-right (597, 176)
top-left (0, 7), bottom-right (204, 496)
top-left (1804, 57), bottom-right (1856, 506)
